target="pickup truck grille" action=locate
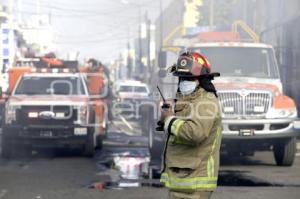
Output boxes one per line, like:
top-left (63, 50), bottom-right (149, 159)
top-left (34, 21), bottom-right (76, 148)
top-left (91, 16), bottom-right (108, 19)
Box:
top-left (218, 90), bottom-right (272, 118)
top-left (16, 106), bottom-right (78, 126)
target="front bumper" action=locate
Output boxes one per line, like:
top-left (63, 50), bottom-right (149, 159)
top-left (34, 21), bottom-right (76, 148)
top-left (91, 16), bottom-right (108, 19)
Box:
top-left (222, 118), bottom-right (299, 139)
top-left (2, 124), bottom-right (89, 148)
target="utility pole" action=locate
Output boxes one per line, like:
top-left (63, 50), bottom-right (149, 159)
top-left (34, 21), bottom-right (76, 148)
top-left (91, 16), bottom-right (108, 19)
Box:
top-left (209, 0), bottom-right (215, 31)
top-left (8, 0), bottom-right (14, 69)
top-left (0, 14), bottom-right (4, 74)
top-left (127, 42), bottom-right (132, 78)
top-left (36, 0), bottom-right (41, 17)
top-left (159, 0), bottom-right (163, 50)
top-left (145, 12), bottom-right (151, 83)
top-left (17, 0), bottom-right (23, 25)
top-left (120, 0), bottom-right (143, 79)
top-left (242, 0), bottom-right (248, 24)
top-left (138, 4), bottom-right (142, 79)
top-left (48, 0), bottom-right (52, 25)
top-left (127, 26), bottom-right (132, 79)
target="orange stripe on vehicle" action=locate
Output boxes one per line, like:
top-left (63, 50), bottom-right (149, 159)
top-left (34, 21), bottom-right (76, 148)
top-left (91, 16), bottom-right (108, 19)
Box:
top-left (8, 67), bottom-right (32, 93)
top-left (273, 95), bottom-right (296, 109)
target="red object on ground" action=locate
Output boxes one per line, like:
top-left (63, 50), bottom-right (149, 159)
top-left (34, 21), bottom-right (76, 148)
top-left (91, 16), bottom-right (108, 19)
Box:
top-left (91, 182), bottom-right (104, 190)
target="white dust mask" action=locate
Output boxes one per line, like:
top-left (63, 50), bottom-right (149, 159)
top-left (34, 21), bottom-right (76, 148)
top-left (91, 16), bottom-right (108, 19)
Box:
top-left (179, 80), bottom-right (197, 96)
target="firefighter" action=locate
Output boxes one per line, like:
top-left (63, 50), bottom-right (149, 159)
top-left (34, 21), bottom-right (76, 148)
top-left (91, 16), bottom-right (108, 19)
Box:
top-left (86, 58), bottom-right (114, 122)
top-left (87, 58), bottom-right (101, 72)
top-left (159, 51), bottom-right (222, 199)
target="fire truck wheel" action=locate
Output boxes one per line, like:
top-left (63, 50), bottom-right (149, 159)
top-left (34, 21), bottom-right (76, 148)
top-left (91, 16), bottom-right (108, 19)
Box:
top-left (83, 128), bottom-right (95, 157)
top-left (19, 144), bottom-right (32, 157)
top-left (273, 137), bottom-right (296, 166)
top-left (1, 135), bottom-right (12, 159)
top-left (241, 151), bottom-right (255, 157)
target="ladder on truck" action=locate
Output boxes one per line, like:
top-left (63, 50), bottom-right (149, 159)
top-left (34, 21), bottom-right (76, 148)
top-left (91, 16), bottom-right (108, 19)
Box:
top-left (232, 20), bottom-right (260, 43)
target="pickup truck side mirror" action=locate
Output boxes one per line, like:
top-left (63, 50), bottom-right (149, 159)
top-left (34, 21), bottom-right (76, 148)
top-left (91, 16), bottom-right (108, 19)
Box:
top-left (6, 89), bottom-right (11, 96)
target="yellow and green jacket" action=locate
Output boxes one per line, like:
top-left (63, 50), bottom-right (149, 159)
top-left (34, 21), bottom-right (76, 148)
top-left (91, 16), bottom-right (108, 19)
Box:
top-left (160, 88), bottom-right (222, 192)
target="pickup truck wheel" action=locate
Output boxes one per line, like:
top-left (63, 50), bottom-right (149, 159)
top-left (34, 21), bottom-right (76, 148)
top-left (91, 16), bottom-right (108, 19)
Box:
top-left (96, 135), bottom-right (103, 150)
top-left (103, 125), bottom-right (108, 138)
top-left (273, 137), bottom-right (296, 166)
top-left (83, 128), bottom-right (95, 157)
top-left (1, 136), bottom-right (12, 159)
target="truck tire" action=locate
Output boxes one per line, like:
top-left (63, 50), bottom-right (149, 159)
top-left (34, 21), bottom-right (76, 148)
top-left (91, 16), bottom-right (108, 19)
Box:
top-left (1, 135), bottom-right (12, 159)
top-left (140, 105), bottom-right (161, 160)
top-left (140, 106), bottom-right (147, 134)
top-left (148, 124), bottom-right (153, 149)
top-left (273, 137), bottom-right (296, 166)
top-left (19, 144), bottom-right (32, 157)
top-left (83, 128), bottom-right (95, 157)
top-left (150, 133), bottom-right (164, 161)
top-left (149, 125), bottom-right (164, 161)
top-left (96, 135), bottom-right (103, 150)
top-left (241, 151), bottom-right (255, 157)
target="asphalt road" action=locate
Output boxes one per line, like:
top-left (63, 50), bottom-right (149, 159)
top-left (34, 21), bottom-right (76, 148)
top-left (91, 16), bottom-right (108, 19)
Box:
top-left (0, 120), bottom-right (300, 199)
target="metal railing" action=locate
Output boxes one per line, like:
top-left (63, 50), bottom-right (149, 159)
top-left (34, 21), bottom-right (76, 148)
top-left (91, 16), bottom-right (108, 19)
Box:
top-left (232, 20), bottom-right (260, 43)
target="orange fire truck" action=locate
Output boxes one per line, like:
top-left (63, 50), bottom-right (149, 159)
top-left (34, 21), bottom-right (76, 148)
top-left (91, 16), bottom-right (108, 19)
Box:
top-left (1, 57), bottom-right (108, 158)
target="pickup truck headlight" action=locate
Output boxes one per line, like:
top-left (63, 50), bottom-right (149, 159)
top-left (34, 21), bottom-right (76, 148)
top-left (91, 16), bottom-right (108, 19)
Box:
top-left (266, 108), bottom-right (297, 119)
top-left (76, 106), bottom-right (88, 124)
top-left (5, 105), bottom-right (20, 124)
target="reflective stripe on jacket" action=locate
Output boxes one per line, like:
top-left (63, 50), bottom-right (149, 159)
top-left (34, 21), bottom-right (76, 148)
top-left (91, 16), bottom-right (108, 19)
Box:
top-left (160, 88), bottom-right (222, 192)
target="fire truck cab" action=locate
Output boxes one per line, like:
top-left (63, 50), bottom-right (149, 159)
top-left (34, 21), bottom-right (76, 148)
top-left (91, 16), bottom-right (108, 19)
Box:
top-left (155, 32), bottom-right (299, 166)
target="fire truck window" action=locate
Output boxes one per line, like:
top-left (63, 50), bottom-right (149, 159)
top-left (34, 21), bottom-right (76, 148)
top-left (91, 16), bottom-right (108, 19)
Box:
top-left (195, 47), bottom-right (279, 78)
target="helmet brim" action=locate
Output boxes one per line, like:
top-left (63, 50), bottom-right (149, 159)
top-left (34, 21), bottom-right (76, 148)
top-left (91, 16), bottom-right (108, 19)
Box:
top-left (173, 71), bottom-right (220, 78)
top-left (202, 72), bottom-right (221, 77)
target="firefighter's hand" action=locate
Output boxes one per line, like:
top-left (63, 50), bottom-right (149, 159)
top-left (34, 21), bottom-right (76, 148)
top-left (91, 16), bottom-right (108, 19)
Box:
top-left (160, 109), bottom-right (173, 123)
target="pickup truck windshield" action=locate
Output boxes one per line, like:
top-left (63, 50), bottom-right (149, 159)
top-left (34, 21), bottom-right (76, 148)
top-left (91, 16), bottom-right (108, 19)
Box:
top-left (194, 47), bottom-right (280, 78)
top-left (14, 76), bottom-right (87, 95)
top-left (119, 85), bottom-right (148, 93)
top-left (134, 86), bottom-right (148, 93)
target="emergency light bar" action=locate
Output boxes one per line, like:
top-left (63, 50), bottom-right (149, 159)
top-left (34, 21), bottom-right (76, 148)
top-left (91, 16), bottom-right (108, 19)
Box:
top-left (16, 58), bottom-right (79, 72)
top-left (30, 68), bottom-right (77, 73)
